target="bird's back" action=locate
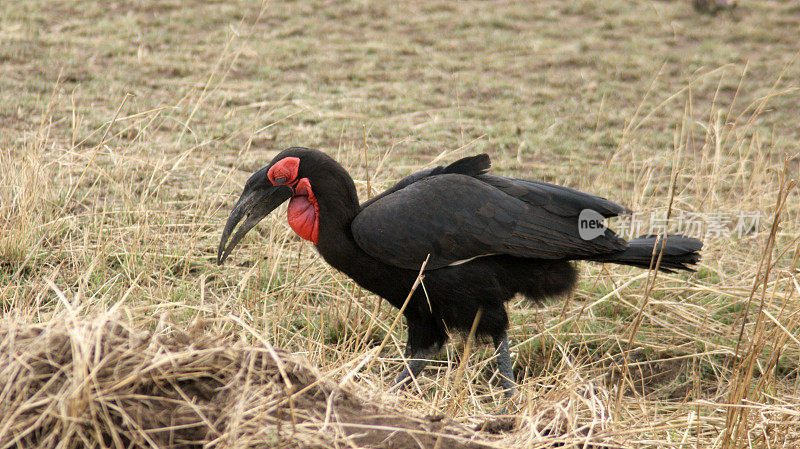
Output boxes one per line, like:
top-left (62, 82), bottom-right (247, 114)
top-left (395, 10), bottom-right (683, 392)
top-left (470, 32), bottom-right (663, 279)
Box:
top-left (352, 155), bottom-right (631, 271)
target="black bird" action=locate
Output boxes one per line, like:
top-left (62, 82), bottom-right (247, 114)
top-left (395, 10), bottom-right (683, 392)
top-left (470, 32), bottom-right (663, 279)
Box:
top-left (218, 147), bottom-right (702, 397)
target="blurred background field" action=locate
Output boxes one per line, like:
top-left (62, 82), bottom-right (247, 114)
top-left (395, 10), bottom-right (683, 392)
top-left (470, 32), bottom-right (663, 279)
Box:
top-left (1, 1), bottom-right (799, 448)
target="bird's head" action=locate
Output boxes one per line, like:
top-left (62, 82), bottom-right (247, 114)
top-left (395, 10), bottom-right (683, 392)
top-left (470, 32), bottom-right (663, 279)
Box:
top-left (217, 147), bottom-right (358, 265)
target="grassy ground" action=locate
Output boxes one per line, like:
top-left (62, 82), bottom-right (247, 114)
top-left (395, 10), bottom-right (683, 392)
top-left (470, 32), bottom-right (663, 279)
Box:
top-left (1, 0), bottom-right (799, 447)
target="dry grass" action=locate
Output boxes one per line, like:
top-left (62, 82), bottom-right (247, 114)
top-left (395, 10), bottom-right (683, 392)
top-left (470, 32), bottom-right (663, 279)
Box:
top-left (2, 0), bottom-right (800, 448)
top-left (0, 311), bottom-right (493, 449)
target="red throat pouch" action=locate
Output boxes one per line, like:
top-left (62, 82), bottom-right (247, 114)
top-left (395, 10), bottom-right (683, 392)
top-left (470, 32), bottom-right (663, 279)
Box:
top-left (286, 178), bottom-right (319, 244)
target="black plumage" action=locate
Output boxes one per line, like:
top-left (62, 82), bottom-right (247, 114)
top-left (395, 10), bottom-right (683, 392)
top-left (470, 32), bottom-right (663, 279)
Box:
top-left (218, 147), bottom-right (702, 397)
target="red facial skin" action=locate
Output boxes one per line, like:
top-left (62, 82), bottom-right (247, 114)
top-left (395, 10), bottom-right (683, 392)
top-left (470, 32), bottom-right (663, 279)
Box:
top-left (267, 157), bottom-right (300, 185)
top-left (267, 157), bottom-right (319, 244)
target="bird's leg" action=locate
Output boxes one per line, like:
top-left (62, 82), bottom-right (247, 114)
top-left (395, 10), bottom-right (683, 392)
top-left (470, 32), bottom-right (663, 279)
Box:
top-left (493, 331), bottom-right (517, 398)
top-left (392, 316), bottom-right (447, 391)
top-left (393, 345), bottom-right (439, 389)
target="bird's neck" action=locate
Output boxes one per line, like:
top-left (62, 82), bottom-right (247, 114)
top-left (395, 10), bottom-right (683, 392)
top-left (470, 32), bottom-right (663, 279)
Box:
top-left (309, 168), bottom-right (361, 259)
top-left (310, 175), bottom-right (412, 302)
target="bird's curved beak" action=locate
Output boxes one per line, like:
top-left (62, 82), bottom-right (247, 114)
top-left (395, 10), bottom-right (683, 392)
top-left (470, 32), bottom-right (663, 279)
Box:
top-left (217, 185), bottom-right (293, 265)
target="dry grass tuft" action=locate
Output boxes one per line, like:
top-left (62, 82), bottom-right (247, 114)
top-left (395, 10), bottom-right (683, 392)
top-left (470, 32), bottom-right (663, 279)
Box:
top-left (0, 312), bottom-right (494, 449)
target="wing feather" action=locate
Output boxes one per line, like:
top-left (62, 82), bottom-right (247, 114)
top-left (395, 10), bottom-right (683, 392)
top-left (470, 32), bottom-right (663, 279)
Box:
top-left (360, 154), bottom-right (491, 209)
top-left (352, 173), bottom-right (629, 270)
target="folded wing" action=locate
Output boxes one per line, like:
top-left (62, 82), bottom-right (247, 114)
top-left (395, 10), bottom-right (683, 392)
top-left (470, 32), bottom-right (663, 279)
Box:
top-left (352, 170), bottom-right (631, 270)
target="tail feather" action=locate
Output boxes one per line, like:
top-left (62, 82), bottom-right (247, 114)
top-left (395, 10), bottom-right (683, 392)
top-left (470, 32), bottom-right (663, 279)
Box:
top-left (598, 234), bottom-right (702, 273)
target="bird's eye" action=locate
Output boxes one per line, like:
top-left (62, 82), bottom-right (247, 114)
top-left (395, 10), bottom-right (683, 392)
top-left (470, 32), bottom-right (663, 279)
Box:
top-left (267, 157), bottom-right (300, 186)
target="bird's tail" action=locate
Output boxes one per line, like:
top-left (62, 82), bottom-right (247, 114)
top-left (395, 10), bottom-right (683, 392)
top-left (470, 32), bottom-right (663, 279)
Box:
top-left (596, 235), bottom-right (702, 273)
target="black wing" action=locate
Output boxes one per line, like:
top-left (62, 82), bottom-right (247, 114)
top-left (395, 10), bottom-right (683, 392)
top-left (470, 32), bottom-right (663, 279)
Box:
top-left (352, 172), bottom-right (630, 271)
top-left (476, 174), bottom-right (630, 218)
top-left (360, 154), bottom-right (491, 209)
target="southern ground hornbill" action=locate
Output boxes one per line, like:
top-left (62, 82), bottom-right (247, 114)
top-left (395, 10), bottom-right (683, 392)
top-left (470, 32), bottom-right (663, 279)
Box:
top-left (218, 147), bottom-right (702, 397)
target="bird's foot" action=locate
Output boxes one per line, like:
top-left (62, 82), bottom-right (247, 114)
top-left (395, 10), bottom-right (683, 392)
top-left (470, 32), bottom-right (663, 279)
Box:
top-left (391, 355), bottom-right (431, 392)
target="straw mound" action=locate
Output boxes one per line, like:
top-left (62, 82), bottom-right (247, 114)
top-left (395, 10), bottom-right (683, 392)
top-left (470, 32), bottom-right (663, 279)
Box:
top-left (0, 315), bottom-right (490, 449)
